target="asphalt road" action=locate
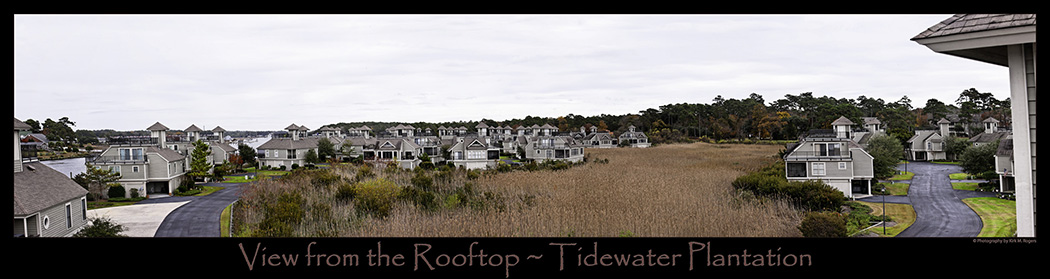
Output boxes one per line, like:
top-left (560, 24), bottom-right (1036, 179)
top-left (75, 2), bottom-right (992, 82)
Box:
top-left (860, 162), bottom-right (995, 237)
top-left (139, 183), bottom-right (242, 237)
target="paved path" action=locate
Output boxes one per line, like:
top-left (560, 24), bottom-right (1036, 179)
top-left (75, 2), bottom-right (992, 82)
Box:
top-left (860, 162), bottom-right (995, 237)
top-left (86, 201), bottom-right (190, 237)
top-left (139, 183), bottom-right (243, 237)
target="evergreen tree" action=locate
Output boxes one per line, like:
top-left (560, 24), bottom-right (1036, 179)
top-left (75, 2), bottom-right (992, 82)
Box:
top-left (865, 134), bottom-right (904, 180)
top-left (188, 140), bottom-right (212, 184)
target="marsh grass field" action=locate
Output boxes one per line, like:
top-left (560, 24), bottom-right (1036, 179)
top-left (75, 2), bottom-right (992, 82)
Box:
top-left (232, 143), bottom-right (803, 237)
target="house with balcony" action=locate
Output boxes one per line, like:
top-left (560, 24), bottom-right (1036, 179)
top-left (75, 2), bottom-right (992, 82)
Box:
top-left (88, 122), bottom-right (187, 197)
top-left (446, 136), bottom-right (502, 169)
top-left (256, 124), bottom-right (320, 169)
top-left (370, 137), bottom-right (422, 169)
top-left (782, 116), bottom-right (875, 198)
top-left (904, 118), bottom-right (954, 161)
top-left (618, 125), bottom-right (651, 148)
top-left (523, 129), bottom-right (586, 163)
top-left (573, 126), bottom-right (617, 149)
top-left (14, 118), bottom-right (89, 237)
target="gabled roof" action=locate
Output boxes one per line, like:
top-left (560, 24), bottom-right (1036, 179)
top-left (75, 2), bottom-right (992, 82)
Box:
top-left (211, 126), bottom-right (226, 132)
top-left (996, 135), bottom-right (1013, 156)
top-left (147, 122), bottom-right (169, 131)
top-left (14, 162), bottom-right (89, 216)
top-left (831, 116), bottom-right (854, 126)
top-left (476, 122), bottom-right (490, 128)
top-left (862, 117), bottom-right (881, 125)
top-left (257, 137), bottom-right (320, 150)
top-left (937, 118), bottom-right (952, 125)
top-left (148, 147), bottom-right (186, 162)
top-left (285, 124), bottom-right (300, 130)
top-left (14, 118), bottom-right (32, 131)
top-left (912, 14), bottom-right (1037, 40)
top-left (185, 125), bottom-right (203, 132)
top-left (970, 131), bottom-right (1009, 143)
top-left (983, 117), bottom-right (1000, 123)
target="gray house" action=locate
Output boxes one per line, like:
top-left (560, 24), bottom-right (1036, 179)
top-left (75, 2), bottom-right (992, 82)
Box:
top-left (912, 13), bottom-right (1035, 237)
top-left (14, 118), bottom-right (89, 237)
top-left (782, 116), bottom-right (875, 198)
top-left (446, 136), bottom-right (501, 169)
top-left (618, 125), bottom-right (651, 148)
top-left (90, 122), bottom-right (188, 197)
top-left (256, 123), bottom-right (320, 169)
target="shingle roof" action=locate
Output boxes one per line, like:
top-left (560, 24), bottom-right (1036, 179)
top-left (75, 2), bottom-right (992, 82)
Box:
top-left (937, 118), bottom-right (952, 124)
top-left (983, 117), bottom-right (1000, 123)
top-left (476, 122), bottom-right (490, 128)
top-left (147, 122), bottom-right (169, 131)
top-left (212, 126), bottom-right (226, 132)
top-left (996, 135), bottom-right (1013, 156)
top-left (969, 131), bottom-right (1009, 143)
top-left (285, 124), bottom-right (300, 130)
top-left (257, 137), bottom-right (320, 150)
top-left (862, 117), bottom-right (881, 125)
top-left (148, 147), bottom-right (186, 161)
top-left (14, 118), bottom-right (32, 130)
top-left (185, 125), bottom-right (203, 132)
top-left (912, 14), bottom-right (1037, 40)
top-left (831, 116), bottom-right (854, 126)
top-left (14, 162), bottom-right (89, 216)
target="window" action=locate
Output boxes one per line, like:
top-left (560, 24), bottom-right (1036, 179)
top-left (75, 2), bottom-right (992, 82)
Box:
top-left (812, 162), bottom-right (826, 176)
top-left (287, 149), bottom-right (297, 159)
top-left (81, 198), bottom-right (87, 220)
top-left (828, 143), bottom-right (841, 156)
top-left (110, 166), bottom-right (121, 175)
top-left (787, 162), bottom-right (807, 177)
top-left (815, 144), bottom-right (827, 156)
top-left (839, 162), bottom-right (847, 170)
top-left (65, 203), bottom-right (72, 228)
top-left (119, 148), bottom-right (144, 160)
top-left (133, 166), bottom-right (139, 173)
top-left (467, 150), bottom-right (485, 160)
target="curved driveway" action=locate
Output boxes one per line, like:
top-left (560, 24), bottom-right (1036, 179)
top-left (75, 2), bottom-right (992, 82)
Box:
top-left (860, 162), bottom-right (995, 237)
top-left (138, 183), bottom-right (243, 237)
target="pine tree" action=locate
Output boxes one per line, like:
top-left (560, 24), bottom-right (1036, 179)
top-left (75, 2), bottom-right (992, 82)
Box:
top-left (189, 140), bottom-right (212, 184)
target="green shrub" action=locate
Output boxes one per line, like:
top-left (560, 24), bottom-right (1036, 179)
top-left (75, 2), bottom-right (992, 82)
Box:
top-left (74, 217), bottom-right (127, 237)
top-left (334, 181), bottom-right (356, 202)
top-left (799, 211), bottom-right (847, 237)
top-left (353, 179), bottom-right (401, 218)
top-left (107, 184), bottom-right (126, 199)
top-left (129, 188), bottom-right (140, 199)
top-left (399, 186), bottom-right (437, 211)
top-left (356, 164), bottom-right (374, 180)
top-left (411, 171), bottom-right (434, 191)
top-left (466, 169), bottom-right (480, 180)
top-left (255, 191), bottom-right (305, 237)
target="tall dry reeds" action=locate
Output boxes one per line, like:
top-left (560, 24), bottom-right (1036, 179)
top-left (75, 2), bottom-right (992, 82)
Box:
top-left (233, 143), bottom-right (803, 237)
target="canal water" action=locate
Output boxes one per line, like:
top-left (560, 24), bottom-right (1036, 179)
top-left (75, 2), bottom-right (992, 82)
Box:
top-left (39, 157), bottom-right (86, 178)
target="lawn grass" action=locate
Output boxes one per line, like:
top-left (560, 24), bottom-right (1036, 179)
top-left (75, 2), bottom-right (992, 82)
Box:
top-left (87, 200), bottom-right (140, 210)
top-left (222, 170), bottom-right (289, 183)
top-left (952, 182), bottom-right (980, 191)
top-left (877, 182), bottom-right (910, 196)
top-left (962, 197), bottom-right (1017, 237)
top-left (889, 171), bottom-right (915, 181)
top-left (856, 201), bottom-right (916, 237)
top-left (949, 173), bottom-right (971, 180)
top-left (220, 201), bottom-right (234, 237)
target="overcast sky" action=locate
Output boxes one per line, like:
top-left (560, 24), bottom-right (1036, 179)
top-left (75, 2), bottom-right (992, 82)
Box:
top-left (14, 14), bottom-right (1011, 131)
